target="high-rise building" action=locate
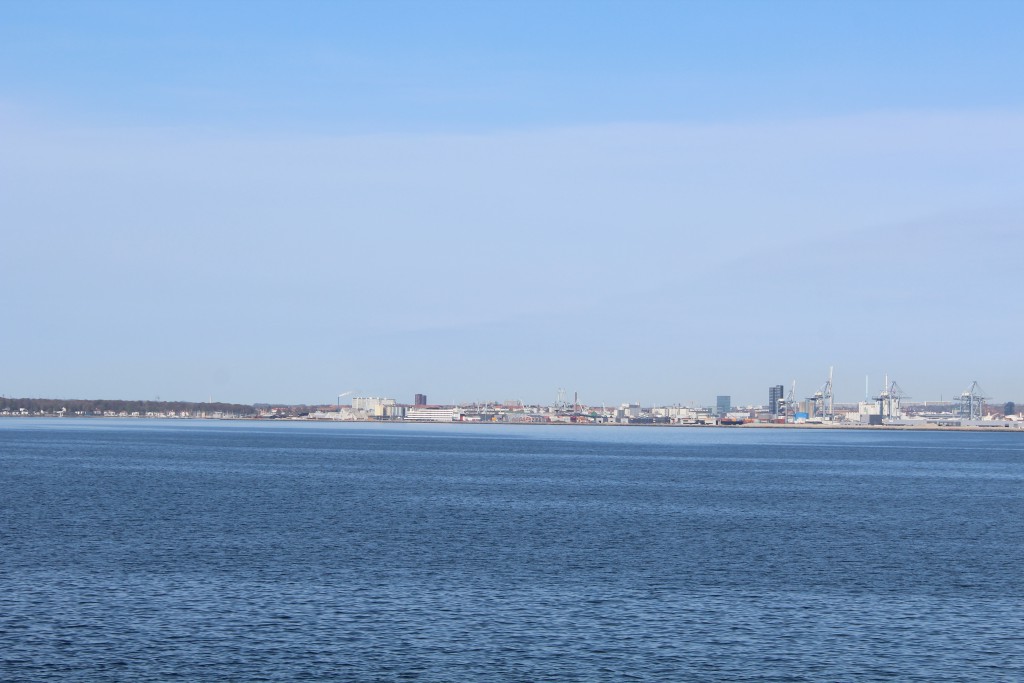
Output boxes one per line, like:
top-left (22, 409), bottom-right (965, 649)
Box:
top-left (716, 395), bottom-right (731, 416)
top-left (769, 385), bottom-right (785, 416)
top-left (414, 393), bottom-right (427, 406)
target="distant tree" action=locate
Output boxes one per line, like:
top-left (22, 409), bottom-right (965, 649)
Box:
top-left (1005, 401), bottom-right (1016, 416)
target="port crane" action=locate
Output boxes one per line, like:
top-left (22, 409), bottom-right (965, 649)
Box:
top-left (874, 375), bottom-right (907, 420)
top-left (806, 367), bottom-right (835, 421)
top-left (784, 380), bottom-right (799, 419)
top-left (556, 388), bottom-right (567, 412)
top-left (956, 381), bottom-right (987, 420)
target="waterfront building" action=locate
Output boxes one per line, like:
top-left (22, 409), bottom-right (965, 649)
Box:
top-left (769, 385), bottom-right (784, 416)
top-left (414, 393), bottom-right (428, 406)
top-left (381, 404), bottom-right (406, 419)
top-left (405, 407), bottom-right (461, 422)
top-left (716, 395), bottom-right (731, 416)
top-left (352, 397), bottom-right (396, 413)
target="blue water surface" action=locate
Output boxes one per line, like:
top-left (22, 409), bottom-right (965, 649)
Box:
top-left (1, 419), bottom-right (1022, 681)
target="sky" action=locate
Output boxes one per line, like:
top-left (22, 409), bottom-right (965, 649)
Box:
top-left (2, 0), bottom-right (1023, 407)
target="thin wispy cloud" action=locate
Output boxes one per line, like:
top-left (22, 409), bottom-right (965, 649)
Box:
top-left (3, 106), bottom-right (1022, 403)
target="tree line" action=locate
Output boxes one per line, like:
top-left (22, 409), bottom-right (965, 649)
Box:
top-left (0, 397), bottom-right (258, 416)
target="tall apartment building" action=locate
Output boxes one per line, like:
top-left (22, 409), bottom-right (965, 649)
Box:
top-left (769, 385), bottom-right (785, 416)
top-left (414, 393), bottom-right (427, 406)
top-left (716, 395), bottom-right (731, 416)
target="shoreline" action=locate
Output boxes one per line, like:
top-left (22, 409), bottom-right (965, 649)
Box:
top-left (2, 414), bottom-right (1022, 432)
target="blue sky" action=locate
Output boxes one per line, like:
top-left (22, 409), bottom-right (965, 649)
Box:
top-left (2, 1), bottom-right (1023, 406)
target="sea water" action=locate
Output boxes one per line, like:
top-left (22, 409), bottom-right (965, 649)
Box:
top-left (1, 419), bottom-right (1022, 681)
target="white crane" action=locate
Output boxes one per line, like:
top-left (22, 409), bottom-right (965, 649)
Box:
top-left (874, 375), bottom-right (908, 420)
top-left (806, 366), bottom-right (835, 421)
top-left (956, 381), bottom-right (987, 421)
top-left (785, 380), bottom-right (798, 419)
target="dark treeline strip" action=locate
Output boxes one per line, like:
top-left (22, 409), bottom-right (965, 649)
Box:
top-left (1, 397), bottom-right (258, 416)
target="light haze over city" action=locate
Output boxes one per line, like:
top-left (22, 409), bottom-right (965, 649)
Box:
top-left (2, 0), bottom-right (1023, 407)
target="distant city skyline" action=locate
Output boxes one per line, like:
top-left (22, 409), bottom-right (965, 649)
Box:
top-left (4, 372), bottom-right (1017, 413)
top-left (3, 1), bottom-right (1023, 406)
